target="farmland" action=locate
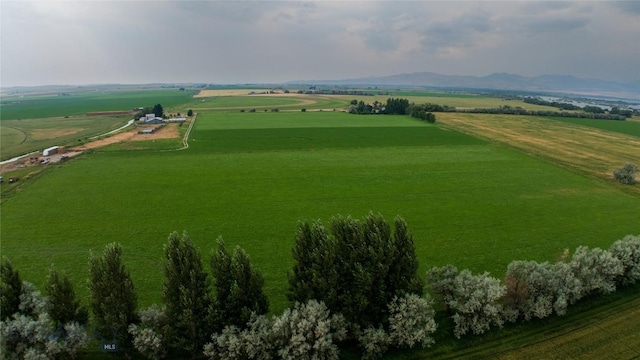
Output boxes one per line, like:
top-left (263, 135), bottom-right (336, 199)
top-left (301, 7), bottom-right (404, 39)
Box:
top-left (1, 88), bottom-right (639, 358)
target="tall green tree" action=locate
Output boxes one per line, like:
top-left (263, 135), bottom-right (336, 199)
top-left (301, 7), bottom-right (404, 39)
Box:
top-left (45, 265), bottom-right (89, 327)
top-left (287, 220), bottom-right (338, 305)
top-left (288, 213), bottom-right (423, 329)
top-left (211, 238), bottom-right (268, 330)
top-left (1, 257), bottom-right (23, 320)
top-left (88, 243), bottom-right (138, 354)
top-left (152, 103), bottom-right (164, 118)
top-left (163, 231), bottom-right (213, 356)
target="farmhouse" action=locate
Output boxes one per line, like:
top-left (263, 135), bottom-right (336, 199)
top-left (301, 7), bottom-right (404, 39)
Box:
top-left (139, 113), bottom-right (165, 124)
top-left (145, 118), bottom-right (165, 124)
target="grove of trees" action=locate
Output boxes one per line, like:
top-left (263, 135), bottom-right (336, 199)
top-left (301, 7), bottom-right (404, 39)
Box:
top-left (1, 219), bottom-right (639, 359)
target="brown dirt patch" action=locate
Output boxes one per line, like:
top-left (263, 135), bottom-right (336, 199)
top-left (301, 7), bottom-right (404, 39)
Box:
top-left (72, 123), bottom-right (182, 151)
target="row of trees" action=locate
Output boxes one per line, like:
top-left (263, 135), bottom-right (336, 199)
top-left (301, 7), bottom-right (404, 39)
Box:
top-left (457, 105), bottom-right (628, 120)
top-left (347, 98), bottom-right (437, 123)
top-left (2, 218), bottom-right (639, 359)
top-left (427, 235), bottom-right (640, 338)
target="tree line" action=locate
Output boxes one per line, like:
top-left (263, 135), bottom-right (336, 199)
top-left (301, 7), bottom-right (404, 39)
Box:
top-left (348, 98), bottom-right (437, 124)
top-left (2, 215), bottom-right (639, 359)
top-left (349, 97), bottom-right (631, 121)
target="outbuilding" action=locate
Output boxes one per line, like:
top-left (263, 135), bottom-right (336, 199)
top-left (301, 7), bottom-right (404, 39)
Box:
top-left (43, 146), bottom-right (60, 156)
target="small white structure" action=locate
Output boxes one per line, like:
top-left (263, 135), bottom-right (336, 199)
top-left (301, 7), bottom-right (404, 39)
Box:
top-left (43, 146), bottom-right (60, 156)
top-left (167, 117), bottom-right (186, 123)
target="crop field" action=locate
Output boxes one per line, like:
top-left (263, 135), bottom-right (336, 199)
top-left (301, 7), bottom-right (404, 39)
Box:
top-left (0, 89), bottom-right (196, 120)
top-left (188, 90), bottom-right (559, 113)
top-left (2, 108), bottom-right (639, 317)
top-left (1, 90), bottom-right (639, 358)
top-left (437, 113), bottom-right (640, 185)
top-left (548, 116), bottom-right (640, 137)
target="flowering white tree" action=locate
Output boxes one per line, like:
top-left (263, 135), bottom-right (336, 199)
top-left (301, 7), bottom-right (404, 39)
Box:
top-left (570, 246), bottom-right (623, 296)
top-left (449, 270), bottom-right (506, 338)
top-left (609, 235), bottom-right (640, 286)
top-left (388, 293), bottom-right (437, 348)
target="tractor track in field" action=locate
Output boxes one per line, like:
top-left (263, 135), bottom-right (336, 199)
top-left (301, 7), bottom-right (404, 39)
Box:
top-left (5, 126), bottom-right (28, 144)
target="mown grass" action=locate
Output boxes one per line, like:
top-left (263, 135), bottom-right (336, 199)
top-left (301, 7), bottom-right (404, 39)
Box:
top-left (437, 113), bottom-right (640, 189)
top-left (548, 116), bottom-right (640, 137)
top-left (2, 112), bottom-right (638, 318)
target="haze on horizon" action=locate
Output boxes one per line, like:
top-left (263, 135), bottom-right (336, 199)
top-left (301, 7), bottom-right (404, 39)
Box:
top-left (1, 1), bottom-right (639, 88)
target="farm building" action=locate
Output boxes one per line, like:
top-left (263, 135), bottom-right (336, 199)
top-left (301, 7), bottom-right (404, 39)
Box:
top-left (43, 146), bottom-right (60, 156)
top-left (145, 118), bottom-right (165, 124)
top-left (167, 117), bottom-right (186, 123)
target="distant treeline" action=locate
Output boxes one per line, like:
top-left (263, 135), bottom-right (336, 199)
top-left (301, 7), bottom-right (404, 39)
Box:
top-left (456, 106), bottom-right (628, 120)
top-left (297, 89), bottom-right (391, 96)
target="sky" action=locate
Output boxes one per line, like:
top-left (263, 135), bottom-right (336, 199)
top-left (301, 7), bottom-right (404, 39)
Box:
top-left (1, 0), bottom-right (639, 87)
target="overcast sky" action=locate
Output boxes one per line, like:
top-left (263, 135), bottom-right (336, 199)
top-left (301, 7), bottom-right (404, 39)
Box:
top-left (1, 1), bottom-right (639, 87)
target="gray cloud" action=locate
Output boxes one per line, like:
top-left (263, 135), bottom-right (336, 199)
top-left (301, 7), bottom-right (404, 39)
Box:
top-left (1, 1), bottom-right (638, 86)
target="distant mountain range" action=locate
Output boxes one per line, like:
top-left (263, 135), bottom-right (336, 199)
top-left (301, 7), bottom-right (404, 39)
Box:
top-left (289, 72), bottom-right (640, 99)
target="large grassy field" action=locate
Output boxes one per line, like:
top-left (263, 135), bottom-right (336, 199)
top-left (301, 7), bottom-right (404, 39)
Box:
top-left (0, 89), bottom-right (196, 120)
top-left (2, 111), bottom-right (638, 319)
top-left (0, 115), bottom-right (129, 160)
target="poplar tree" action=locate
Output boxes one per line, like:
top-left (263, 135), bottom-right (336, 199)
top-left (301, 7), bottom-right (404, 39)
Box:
top-left (1, 257), bottom-right (23, 320)
top-left (288, 213), bottom-right (423, 329)
top-left (211, 238), bottom-right (268, 330)
top-left (88, 243), bottom-right (138, 353)
top-left (45, 265), bottom-right (89, 327)
top-left (163, 231), bottom-right (213, 356)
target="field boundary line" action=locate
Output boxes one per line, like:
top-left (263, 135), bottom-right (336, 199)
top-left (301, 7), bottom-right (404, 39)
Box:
top-left (89, 119), bottom-right (134, 140)
top-left (178, 113), bottom-right (197, 150)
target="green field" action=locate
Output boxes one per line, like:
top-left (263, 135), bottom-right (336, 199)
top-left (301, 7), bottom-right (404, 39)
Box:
top-left (0, 89), bottom-right (196, 120)
top-left (2, 111), bottom-right (639, 317)
top-left (548, 116), bottom-right (640, 137)
top-left (0, 115), bottom-right (129, 160)
top-left (1, 90), bottom-right (639, 358)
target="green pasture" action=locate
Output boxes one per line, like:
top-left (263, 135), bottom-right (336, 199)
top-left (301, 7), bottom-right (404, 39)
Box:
top-left (548, 116), bottom-right (640, 137)
top-left (190, 96), bottom-right (305, 109)
top-left (0, 115), bottom-right (130, 161)
top-left (0, 89), bottom-right (195, 120)
top-left (2, 112), bottom-right (638, 317)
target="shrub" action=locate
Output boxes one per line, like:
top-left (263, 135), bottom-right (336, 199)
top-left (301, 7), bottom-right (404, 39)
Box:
top-left (204, 300), bottom-right (346, 360)
top-left (388, 294), bottom-right (437, 348)
top-left (357, 326), bottom-right (389, 360)
top-left (128, 304), bottom-right (168, 359)
top-left (609, 235), bottom-right (640, 285)
top-left (449, 270), bottom-right (506, 338)
top-left (570, 246), bottom-right (623, 296)
top-left (504, 260), bottom-right (582, 320)
top-left (272, 300), bottom-right (347, 360)
top-left (613, 162), bottom-right (637, 184)
top-left (0, 282), bottom-right (89, 359)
